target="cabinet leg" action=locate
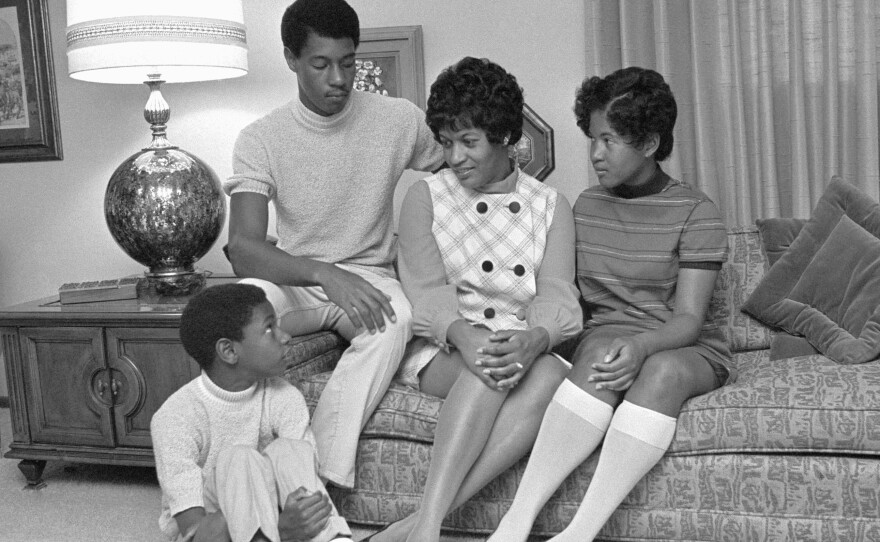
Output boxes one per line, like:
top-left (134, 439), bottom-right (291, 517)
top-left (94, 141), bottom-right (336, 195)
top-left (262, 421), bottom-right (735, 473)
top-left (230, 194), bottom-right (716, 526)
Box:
top-left (18, 459), bottom-right (47, 490)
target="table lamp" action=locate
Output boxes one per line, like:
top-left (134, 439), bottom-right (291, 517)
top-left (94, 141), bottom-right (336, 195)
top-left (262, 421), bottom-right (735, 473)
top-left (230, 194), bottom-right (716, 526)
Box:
top-left (65, 0), bottom-right (248, 295)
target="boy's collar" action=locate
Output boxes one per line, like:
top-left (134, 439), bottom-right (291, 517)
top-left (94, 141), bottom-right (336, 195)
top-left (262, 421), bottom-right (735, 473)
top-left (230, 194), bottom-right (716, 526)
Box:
top-left (200, 371), bottom-right (259, 399)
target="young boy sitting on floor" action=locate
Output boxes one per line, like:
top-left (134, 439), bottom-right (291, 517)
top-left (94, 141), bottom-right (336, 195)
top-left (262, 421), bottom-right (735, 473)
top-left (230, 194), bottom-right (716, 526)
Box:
top-left (151, 283), bottom-right (352, 542)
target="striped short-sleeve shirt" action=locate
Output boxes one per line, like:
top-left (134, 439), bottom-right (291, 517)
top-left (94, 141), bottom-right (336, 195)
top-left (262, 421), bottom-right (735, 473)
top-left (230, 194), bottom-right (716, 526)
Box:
top-left (574, 169), bottom-right (728, 352)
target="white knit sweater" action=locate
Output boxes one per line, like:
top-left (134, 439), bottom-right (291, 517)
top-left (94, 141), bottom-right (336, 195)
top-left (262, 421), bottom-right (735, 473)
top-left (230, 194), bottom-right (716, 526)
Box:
top-left (150, 374), bottom-right (314, 540)
top-left (225, 90), bottom-right (443, 277)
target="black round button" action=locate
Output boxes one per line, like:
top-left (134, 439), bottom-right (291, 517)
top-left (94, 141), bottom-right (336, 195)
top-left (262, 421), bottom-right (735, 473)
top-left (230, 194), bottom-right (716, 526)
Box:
top-left (476, 201), bottom-right (488, 214)
top-left (482, 260), bottom-right (494, 272)
top-left (514, 264), bottom-right (526, 276)
top-left (484, 308), bottom-right (496, 319)
top-left (509, 201), bottom-right (521, 213)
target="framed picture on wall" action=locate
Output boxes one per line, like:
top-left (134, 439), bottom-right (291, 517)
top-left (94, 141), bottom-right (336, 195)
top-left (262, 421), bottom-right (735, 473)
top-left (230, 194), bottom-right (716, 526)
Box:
top-left (516, 103), bottom-right (555, 181)
top-left (0, 0), bottom-right (62, 162)
top-left (355, 26), bottom-right (425, 109)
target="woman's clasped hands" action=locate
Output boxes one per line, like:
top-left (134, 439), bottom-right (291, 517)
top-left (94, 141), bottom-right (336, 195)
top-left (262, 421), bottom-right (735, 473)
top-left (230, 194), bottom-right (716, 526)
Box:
top-left (475, 328), bottom-right (550, 391)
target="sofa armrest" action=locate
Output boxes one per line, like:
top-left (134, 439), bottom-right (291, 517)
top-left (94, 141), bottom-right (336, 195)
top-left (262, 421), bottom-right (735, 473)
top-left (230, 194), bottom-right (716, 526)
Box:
top-left (283, 331), bottom-right (347, 383)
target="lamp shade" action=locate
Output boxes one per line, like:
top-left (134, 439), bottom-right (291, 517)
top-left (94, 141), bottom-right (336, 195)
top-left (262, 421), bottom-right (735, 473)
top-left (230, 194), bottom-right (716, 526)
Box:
top-left (66, 0), bottom-right (247, 84)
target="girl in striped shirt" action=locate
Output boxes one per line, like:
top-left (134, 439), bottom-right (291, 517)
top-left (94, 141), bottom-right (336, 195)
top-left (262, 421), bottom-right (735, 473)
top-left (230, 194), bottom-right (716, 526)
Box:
top-left (490, 67), bottom-right (734, 542)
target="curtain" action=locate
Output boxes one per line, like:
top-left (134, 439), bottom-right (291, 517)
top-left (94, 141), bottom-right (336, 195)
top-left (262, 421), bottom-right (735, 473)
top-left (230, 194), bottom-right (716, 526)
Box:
top-left (585, 0), bottom-right (880, 227)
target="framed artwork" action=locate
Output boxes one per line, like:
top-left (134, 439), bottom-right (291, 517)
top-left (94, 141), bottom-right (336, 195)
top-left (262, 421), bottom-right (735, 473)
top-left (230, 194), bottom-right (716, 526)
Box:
top-left (0, 0), bottom-right (61, 162)
top-left (354, 26), bottom-right (425, 109)
top-left (516, 103), bottom-right (554, 181)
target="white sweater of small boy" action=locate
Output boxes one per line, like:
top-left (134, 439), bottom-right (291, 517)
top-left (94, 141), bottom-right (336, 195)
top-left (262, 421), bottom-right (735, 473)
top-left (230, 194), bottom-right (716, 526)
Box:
top-left (150, 373), bottom-right (314, 540)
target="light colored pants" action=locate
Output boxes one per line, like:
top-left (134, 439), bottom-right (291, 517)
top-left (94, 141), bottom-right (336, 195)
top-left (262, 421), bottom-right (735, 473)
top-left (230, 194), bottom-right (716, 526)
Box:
top-left (201, 438), bottom-right (350, 542)
top-left (240, 267), bottom-right (412, 487)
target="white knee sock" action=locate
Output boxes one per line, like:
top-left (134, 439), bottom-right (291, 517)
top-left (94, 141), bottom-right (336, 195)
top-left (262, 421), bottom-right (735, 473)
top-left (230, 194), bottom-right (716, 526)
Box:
top-left (488, 380), bottom-right (614, 542)
top-left (550, 401), bottom-right (677, 542)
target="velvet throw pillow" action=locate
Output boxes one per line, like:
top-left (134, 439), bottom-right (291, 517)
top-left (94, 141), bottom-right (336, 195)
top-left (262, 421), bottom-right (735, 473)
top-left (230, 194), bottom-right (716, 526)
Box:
top-left (769, 332), bottom-right (820, 361)
top-left (741, 178), bottom-right (880, 364)
top-left (755, 217), bottom-right (808, 267)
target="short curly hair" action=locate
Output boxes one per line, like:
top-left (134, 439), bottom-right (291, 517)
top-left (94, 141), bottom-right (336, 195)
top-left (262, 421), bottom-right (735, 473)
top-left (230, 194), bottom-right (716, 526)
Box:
top-left (426, 57), bottom-right (524, 145)
top-left (574, 66), bottom-right (677, 162)
top-left (281, 0), bottom-right (359, 58)
top-left (179, 283), bottom-right (268, 370)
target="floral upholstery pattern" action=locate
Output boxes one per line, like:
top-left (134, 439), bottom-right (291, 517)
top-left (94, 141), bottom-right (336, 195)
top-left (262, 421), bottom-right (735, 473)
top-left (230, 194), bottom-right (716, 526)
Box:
top-left (287, 229), bottom-right (880, 541)
top-left (322, 443), bottom-right (880, 540)
top-left (707, 227), bottom-right (774, 353)
top-left (673, 351), bottom-right (880, 455)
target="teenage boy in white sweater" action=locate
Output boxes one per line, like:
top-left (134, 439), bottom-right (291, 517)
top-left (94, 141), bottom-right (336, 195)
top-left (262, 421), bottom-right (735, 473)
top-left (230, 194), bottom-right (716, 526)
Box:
top-left (151, 284), bottom-right (352, 542)
top-left (223, 0), bottom-right (443, 489)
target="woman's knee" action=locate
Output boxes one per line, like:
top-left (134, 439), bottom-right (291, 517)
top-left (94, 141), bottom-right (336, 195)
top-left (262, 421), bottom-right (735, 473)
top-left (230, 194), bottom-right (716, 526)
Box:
top-left (449, 366), bottom-right (505, 403)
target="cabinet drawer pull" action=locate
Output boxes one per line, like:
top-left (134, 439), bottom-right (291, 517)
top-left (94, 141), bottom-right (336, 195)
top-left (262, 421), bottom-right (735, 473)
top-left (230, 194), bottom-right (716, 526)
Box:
top-left (97, 379), bottom-right (106, 397)
top-left (111, 378), bottom-right (120, 397)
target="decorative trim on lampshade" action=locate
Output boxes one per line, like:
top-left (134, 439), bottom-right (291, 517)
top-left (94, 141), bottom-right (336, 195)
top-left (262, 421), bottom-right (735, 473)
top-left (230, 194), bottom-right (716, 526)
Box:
top-left (67, 17), bottom-right (246, 49)
top-left (65, 1), bottom-right (247, 84)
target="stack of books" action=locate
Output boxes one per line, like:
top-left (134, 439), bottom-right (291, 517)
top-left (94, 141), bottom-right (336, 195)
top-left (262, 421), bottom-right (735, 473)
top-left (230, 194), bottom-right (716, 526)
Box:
top-left (58, 276), bottom-right (141, 304)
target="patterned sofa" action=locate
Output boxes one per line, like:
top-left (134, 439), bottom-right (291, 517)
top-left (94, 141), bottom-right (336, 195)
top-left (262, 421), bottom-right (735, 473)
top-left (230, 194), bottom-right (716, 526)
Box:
top-left (282, 226), bottom-right (880, 541)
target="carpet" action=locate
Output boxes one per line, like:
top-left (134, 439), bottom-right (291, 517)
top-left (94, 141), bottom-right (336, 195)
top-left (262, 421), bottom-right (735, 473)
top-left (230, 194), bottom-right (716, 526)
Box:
top-left (0, 409), bottom-right (484, 542)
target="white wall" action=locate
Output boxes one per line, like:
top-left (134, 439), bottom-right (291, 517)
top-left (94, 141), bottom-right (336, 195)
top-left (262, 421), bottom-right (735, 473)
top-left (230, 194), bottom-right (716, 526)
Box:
top-left (0, 0), bottom-right (592, 396)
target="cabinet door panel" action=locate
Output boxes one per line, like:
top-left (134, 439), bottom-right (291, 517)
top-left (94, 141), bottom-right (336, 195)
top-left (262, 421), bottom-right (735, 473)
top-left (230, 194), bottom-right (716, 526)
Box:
top-left (106, 328), bottom-right (200, 447)
top-left (20, 327), bottom-right (114, 447)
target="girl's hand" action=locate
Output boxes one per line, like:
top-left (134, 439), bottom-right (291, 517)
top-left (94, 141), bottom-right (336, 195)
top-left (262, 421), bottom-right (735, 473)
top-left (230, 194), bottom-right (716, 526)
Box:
top-left (475, 328), bottom-right (550, 390)
top-left (588, 336), bottom-right (648, 391)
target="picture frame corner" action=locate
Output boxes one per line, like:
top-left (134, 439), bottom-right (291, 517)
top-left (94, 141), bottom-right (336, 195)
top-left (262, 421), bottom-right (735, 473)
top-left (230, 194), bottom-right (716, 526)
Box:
top-left (0, 0), bottom-right (63, 164)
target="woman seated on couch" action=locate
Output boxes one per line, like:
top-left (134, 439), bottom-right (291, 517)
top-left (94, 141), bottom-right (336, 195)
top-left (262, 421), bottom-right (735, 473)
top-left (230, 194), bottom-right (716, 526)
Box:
top-left (367, 57), bottom-right (582, 542)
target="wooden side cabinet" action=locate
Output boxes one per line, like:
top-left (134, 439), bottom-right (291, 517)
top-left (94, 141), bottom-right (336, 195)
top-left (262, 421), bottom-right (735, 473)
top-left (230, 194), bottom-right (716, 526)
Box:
top-left (0, 282), bottom-right (230, 487)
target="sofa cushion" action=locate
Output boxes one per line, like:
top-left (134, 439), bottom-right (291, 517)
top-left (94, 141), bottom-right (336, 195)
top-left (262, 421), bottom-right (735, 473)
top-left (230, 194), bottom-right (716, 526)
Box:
top-left (742, 179), bottom-right (880, 364)
top-left (301, 349), bottom-right (880, 460)
top-left (301, 373), bottom-right (440, 444)
top-left (283, 331), bottom-right (346, 380)
top-left (707, 227), bottom-right (773, 353)
top-left (755, 217), bottom-right (808, 267)
top-left (671, 352), bottom-right (880, 456)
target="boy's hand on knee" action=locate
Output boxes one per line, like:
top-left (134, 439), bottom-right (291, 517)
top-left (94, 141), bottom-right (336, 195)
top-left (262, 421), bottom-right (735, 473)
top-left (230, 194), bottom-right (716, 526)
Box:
top-left (279, 487), bottom-right (332, 541)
